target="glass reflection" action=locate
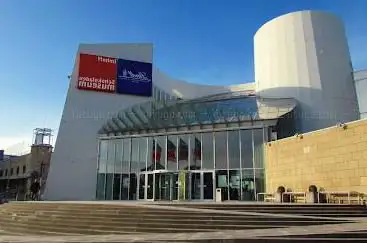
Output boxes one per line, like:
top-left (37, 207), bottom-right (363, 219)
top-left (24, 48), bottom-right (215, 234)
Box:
top-left (241, 169), bottom-right (255, 201)
top-left (215, 131), bottom-right (227, 169)
top-left (139, 137), bottom-right (147, 172)
top-left (202, 133), bottom-right (214, 169)
top-left (229, 170), bottom-right (241, 200)
top-left (253, 129), bottom-right (264, 168)
top-left (167, 135), bottom-right (178, 170)
top-left (190, 134), bottom-right (201, 170)
top-left (96, 140), bottom-right (108, 200)
top-left (130, 138), bottom-right (139, 172)
top-left (240, 130), bottom-right (253, 169)
top-left (228, 130), bottom-right (240, 169)
top-left (106, 140), bottom-right (115, 200)
top-left (146, 137), bottom-right (154, 171)
top-left (178, 134), bottom-right (189, 170)
top-left (97, 127), bottom-right (266, 202)
top-left (113, 140), bottom-right (122, 200)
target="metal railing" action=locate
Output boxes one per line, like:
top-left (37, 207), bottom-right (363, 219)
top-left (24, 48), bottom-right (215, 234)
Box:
top-left (256, 191), bottom-right (366, 205)
top-left (282, 192), bottom-right (306, 203)
top-left (318, 191), bottom-right (365, 204)
top-left (256, 192), bottom-right (275, 202)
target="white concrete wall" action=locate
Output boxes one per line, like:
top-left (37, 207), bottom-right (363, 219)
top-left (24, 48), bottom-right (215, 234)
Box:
top-left (45, 43), bottom-right (255, 201)
top-left (254, 10), bottom-right (359, 133)
top-left (44, 44), bottom-right (154, 200)
top-left (354, 70), bottom-right (367, 119)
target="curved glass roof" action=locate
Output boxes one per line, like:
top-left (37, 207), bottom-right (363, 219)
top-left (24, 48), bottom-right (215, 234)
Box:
top-left (98, 92), bottom-right (297, 134)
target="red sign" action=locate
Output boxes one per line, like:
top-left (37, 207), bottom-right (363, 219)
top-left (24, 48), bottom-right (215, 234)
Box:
top-left (77, 53), bottom-right (117, 93)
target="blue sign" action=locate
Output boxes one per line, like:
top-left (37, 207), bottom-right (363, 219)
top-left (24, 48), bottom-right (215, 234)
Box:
top-left (0, 150), bottom-right (3, 161)
top-left (116, 59), bottom-right (152, 97)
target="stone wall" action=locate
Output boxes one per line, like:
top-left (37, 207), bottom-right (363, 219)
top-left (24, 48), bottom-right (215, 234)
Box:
top-left (265, 119), bottom-right (367, 193)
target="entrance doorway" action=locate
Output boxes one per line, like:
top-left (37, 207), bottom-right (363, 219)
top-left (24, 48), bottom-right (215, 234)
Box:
top-left (189, 171), bottom-right (214, 200)
top-left (138, 170), bottom-right (214, 201)
top-left (138, 171), bottom-right (178, 201)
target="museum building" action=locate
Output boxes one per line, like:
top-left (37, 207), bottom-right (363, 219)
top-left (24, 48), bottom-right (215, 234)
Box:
top-left (44, 10), bottom-right (364, 201)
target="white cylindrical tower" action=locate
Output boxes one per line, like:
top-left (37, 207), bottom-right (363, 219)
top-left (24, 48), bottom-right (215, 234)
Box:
top-left (254, 10), bottom-right (359, 133)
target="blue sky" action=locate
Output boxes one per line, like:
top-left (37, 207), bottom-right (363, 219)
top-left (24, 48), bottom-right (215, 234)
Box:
top-left (0, 0), bottom-right (366, 152)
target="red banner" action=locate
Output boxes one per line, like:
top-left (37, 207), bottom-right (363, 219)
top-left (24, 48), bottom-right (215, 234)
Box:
top-left (77, 54), bottom-right (117, 93)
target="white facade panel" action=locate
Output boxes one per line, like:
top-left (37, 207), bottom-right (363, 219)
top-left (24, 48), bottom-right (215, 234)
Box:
top-left (354, 70), bottom-right (367, 119)
top-left (44, 44), bottom-right (154, 200)
top-left (254, 11), bottom-right (359, 133)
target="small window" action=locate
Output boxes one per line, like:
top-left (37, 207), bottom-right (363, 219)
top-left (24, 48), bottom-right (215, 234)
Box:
top-left (23, 165), bottom-right (26, 174)
top-left (0, 170), bottom-right (3, 177)
top-left (16, 166), bottom-right (19, 175)
top-left (5, 169), bottom-right (8, 176)
top-left (10, 168), bottom-right (13, 176)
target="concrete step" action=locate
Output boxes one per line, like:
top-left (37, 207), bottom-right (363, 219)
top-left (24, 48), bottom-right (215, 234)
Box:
top-left (0, 210), bottom-right (341, 223)
top-left (200, 206), bottom-right (367, 210)
top-left (0, 220), bottom-right (223, 235)
top-left (0, 214), bottom-right (342, 228)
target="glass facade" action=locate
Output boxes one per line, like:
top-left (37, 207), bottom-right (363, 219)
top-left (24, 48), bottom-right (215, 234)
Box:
top-left (96, 127), bottom-right (267, 201)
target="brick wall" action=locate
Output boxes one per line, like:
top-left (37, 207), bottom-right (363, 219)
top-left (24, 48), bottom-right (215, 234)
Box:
top-left (265, 119), bottom-right (367, 193)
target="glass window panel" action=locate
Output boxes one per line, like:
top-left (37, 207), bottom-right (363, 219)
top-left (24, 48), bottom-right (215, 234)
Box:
top-left (215, 170), bottom-right (228, 200)
top-left (147, 137), bottom-right (154, 171)
top-left (129, 173), bottom-right (137, 200)
top-left (241, 169), bottom-right (255, 201)
top-left (240, 129), bottom-right (253, 169)
top-left (178, 134), bottom-right (189, 170)
top-left (154, 136), bottom-right (166, 170)
top-left (113, 174), bottom-right (121, 200)
top-left (138, 137), bottom-right (147, 172)
top-left (115, 139), bottom-right (123, 173)
top-left (105, 173), bottom-right (113, 200)
top-left (229, 169), bottom-right (241, 200)
top-left (96, 173), bottom-right (105, 200)
top-left (130, 138), bottom-right (140, 173)
top-left (97, 140), bottom-right (107, 200)
top-left (202, 132), bottom-right (214, 169)
top-left (129, 138), bottom-right (140, 200)
top-left (255, 169), bottom-right (265, 194)
top-left (121, 138), bottom-right (131, 200)
top-left (167, 135), bottom-right (178, 170)
top-left (122, 138), bottom-right (131, 172)
top-left (120, 174), bottom-right (129, 200)
top-left (215, 131), bottom-right (227, 169)
top-left (253, 129), bottom-right (265, 168)
top-left (113, 139), bottom-right (122, 200)
top-left (105, 140), bottom-right (115, 200)
top-left (98, 140), bottom-right (108, 173)
top-left (228, 130), bottom-right (240, 169)
top-left (190, 134), bottom-right (201, 170)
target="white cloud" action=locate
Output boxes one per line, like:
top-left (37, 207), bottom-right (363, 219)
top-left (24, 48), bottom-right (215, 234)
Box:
top-left (0, 132), bottom-right (57, 156)
top-left (0, 136), bottom-right (32, 155)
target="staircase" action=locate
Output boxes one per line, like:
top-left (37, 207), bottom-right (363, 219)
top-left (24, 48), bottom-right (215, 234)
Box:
top-left (0, 202), bottom-right (363, 236)
top-left (169, 203), bottom-right (367, 217)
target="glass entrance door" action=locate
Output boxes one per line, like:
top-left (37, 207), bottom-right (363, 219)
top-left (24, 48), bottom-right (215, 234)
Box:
top-left (203, 172), bottom-right (214, 200)
top-left (189, 171), bottom-right (214, 200)
top-left (139, 171), bottom-right (213, 201)
top-left (138, 173), bottom-right (154, 200)
top-left (154, 172), bottom-right (179, 201)
top-left (155, 173), bottom-right (170, 200)
top-left (147, 173), bottom-right (154, 200)
top-left (139, 171), bottom-right (178, 201)
top-left (190, 172), bottom-right (201, 200)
